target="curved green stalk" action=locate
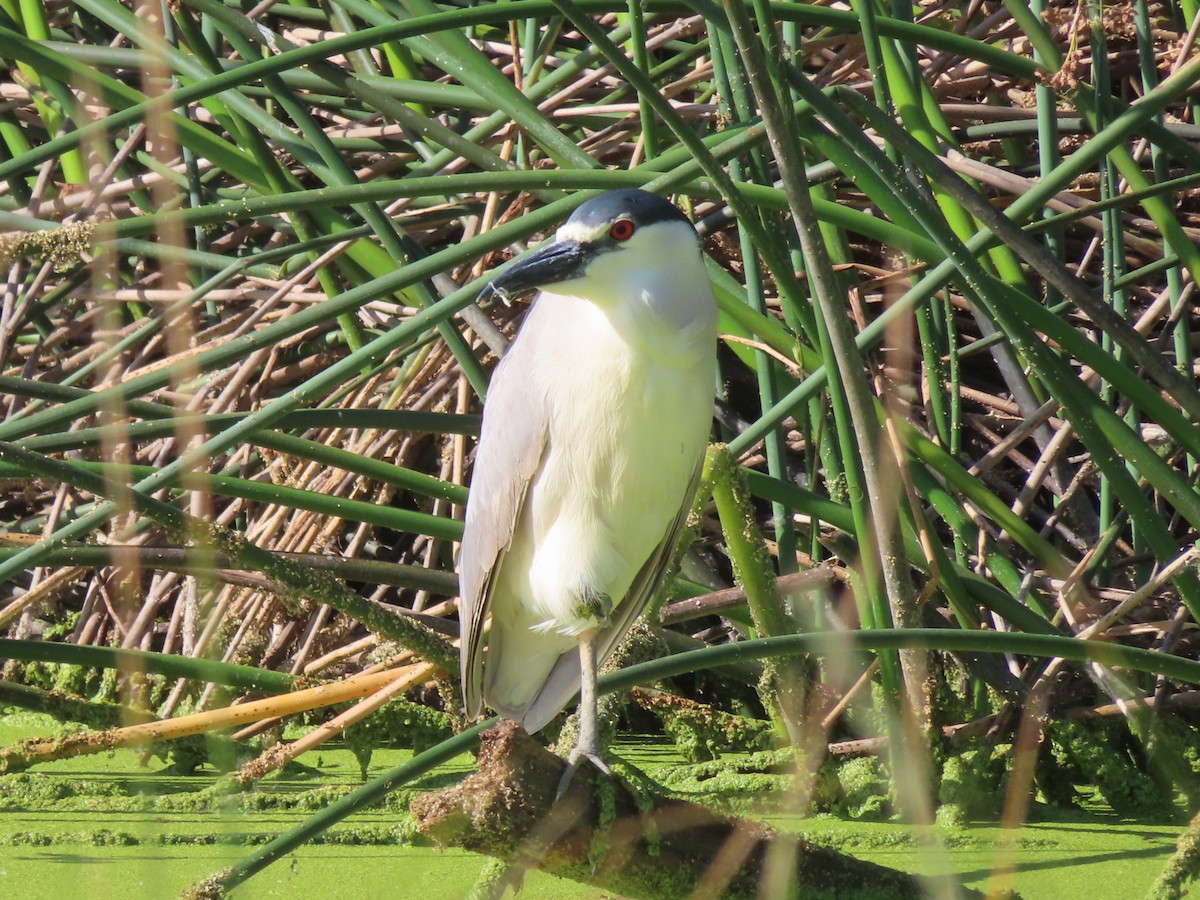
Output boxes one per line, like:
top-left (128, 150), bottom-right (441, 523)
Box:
top-left (705, 445), bottom-right (807, 743)
top-left (0, 638), bottom-right (293, 693)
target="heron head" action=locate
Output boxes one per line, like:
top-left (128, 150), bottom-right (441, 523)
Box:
top-left (482, 190), bottom-right (704, 309)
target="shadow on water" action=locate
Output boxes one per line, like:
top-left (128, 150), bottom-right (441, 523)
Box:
top-left (955, 840), bottom-right (1176, 882)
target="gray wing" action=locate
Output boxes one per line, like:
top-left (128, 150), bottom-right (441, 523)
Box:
top-left (518, 456), bottom-right (704, 733)
top-left (458, 337), bottom-right (549, 719)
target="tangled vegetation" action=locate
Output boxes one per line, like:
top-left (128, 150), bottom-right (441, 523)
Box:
top-left (3, 0), bottom-right (1200, 896)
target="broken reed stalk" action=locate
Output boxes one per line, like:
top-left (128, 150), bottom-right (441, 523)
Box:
top-left (0, 663), bottom-right (429, 774)
top-left (234, 661), bottom-right (436, 785)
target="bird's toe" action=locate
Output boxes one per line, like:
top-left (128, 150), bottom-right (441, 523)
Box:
top-left (555, 748), bottom-right (612, 800)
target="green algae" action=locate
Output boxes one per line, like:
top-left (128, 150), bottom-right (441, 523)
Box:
top-left (655, 746), bottom-right (840, 817)
top-left (610, 759), bottom-right (663, 858)
top-left (340, 697), bottom-right (455, 778)
top-left (937, 742), bottom-right (1010, 827)
top-left (656, 746), bottom-right (796, 810)
top-left (1049, 719), bottom-right (1178, 820)
top-left (587, 772), bottom-right (618, 872)
top-left (1149, 809), bottom-right (1200, 900)
top-left (1148, 716), bottom-right (1200, 814)
top-left (467, 857), bottom-right (513, 899)
top-left (833, 756), bottom-right (892, 820)
top-left (640, 688), bottom-right (775, 763)
top-left (0, 711), bottom-right (1192, 899)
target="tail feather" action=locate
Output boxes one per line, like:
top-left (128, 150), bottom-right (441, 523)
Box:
top-left (514, 650), bottom-right (584, 733)
top-left (483, 619), bottom-right (577, 731)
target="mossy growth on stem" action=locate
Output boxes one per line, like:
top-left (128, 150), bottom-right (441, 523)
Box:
top-left (936, 741), bottom-right (1010, 827)
top-left (657, 747), bottom-right (841, 816)
top-left (341, 698), bottom-right (455, 779)
top-left (831, 755), bottom-right (894, 820)
top-left (1148, 808), bottom-right (1200, 900)
top-left (633, 687), bottom-right (774, 763)
top-left (1148, 715), bottom-right (1200, 816)
top-left (1048, 719), bottom-right (1178, 820)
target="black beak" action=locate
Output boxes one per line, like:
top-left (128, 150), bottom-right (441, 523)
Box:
top-left (480, 239), bottom-right (588, 303)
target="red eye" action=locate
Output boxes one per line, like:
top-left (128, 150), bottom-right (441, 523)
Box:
top-left (609, 219), bottom-right (635, 241)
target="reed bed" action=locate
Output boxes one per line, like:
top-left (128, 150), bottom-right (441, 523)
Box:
top-left (3, 1), bottom-right (1200, 895)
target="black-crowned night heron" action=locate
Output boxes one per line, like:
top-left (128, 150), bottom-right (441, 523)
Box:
top-left (459, 189), bottom-right (717, 779)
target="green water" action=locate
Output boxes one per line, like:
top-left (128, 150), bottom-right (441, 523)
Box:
top-left (0, 713), bottom-right (1183, 899)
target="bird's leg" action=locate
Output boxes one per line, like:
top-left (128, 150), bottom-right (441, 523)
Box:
top-left (573, 629), bottom-right (610, 770)
top-left (556, 629), bottom-right (611, 799)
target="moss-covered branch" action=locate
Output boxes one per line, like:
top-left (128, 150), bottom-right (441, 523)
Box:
top-left (411, 721), bottom-right (935, 899)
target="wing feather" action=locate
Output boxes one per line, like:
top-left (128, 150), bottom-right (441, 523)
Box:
top-left (458, 336), bottom-right (549, 719)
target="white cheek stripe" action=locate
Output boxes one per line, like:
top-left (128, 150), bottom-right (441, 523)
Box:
top-left (557, 220), bottom-right (602, 242)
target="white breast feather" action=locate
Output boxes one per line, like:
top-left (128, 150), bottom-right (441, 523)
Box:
top-left (504, 288), bottom-right (711, 633)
